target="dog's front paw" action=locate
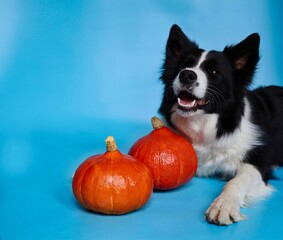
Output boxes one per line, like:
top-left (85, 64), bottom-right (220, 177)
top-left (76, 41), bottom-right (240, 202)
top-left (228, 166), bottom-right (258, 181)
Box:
top-left (205, 195), bottom-right (246, 225)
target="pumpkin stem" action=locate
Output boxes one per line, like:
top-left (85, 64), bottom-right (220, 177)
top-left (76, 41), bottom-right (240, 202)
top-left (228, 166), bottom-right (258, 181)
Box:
top-left (151, 116), bottom-right (164, 129)
top-left (105, 136), bottom-right (118, 152)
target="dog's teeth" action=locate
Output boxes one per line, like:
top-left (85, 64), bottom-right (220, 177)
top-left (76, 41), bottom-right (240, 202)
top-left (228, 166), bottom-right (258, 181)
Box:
top-left (178, 98), bottom-right (196, 108)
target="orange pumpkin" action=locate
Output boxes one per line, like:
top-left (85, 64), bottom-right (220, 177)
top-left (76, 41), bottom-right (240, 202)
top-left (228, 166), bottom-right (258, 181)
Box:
top-left (72, 136), bottom-right (153, 215)
top-left (129, 116), bottom-right (198, 190)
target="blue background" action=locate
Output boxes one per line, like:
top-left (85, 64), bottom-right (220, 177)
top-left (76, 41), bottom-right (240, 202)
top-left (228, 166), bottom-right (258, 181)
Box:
top-left (1, 0), bottom-right (283, 239)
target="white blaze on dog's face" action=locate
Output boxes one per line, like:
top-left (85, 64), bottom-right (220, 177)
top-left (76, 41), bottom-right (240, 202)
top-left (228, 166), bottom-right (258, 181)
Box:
top-left (173, 51), bottom-right (210, 116)
top-left (159, 25), bottom-right (278, 226)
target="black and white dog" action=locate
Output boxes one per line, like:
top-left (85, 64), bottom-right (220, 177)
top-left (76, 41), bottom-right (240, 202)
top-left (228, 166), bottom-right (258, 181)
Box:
top-left (159, 24), bottom-right (283, 225)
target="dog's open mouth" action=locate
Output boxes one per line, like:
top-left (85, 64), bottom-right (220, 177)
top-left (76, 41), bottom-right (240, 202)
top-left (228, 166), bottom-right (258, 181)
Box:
top-left (177, 91), bottom-right (209, 111)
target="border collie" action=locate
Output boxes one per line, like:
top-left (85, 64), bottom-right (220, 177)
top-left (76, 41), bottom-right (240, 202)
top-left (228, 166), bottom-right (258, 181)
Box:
top-left (159, 24), bottom-right (283, 225)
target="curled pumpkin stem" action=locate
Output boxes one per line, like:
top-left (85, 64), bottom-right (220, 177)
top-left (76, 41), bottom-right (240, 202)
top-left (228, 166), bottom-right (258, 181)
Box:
top-left (151, 116), bottom-right (164, 130)
top-left (105, 136), bottom-right (118, 152)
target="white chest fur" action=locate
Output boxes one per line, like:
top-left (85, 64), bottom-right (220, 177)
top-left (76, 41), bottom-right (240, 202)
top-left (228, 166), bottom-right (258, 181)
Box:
top-left (171, 100), bottom-right (262, 178)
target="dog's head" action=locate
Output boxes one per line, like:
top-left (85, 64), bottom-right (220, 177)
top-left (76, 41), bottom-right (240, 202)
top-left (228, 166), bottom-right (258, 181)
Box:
top-left (159, 24), bottom-right (260, 124)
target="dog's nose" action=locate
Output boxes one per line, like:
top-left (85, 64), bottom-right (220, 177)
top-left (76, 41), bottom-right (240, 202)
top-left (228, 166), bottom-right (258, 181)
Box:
top-left (179, 70), bottom-right (197, 85)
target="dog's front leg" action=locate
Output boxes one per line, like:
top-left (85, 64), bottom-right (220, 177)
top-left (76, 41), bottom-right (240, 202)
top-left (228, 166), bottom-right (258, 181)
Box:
top-left (205, 163), bottom-right (272, 225)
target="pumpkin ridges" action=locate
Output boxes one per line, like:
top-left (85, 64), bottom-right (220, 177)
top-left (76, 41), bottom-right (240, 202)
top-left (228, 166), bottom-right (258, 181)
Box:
top-left (73, 137), bottom-right (154, 215)
top-left (72, 156), bottom-right (99, 208)
top-left (103, 150), bottom-right (116, 213)
top-left (177, 149), bottom-right (184, 187)
top-left (122, 157), bottom-right (153, 213)
top-left (109, 152), bottom-right (115, 213)
top-left (80, 162), bottom-right (107, 212)
top-left (128, 116), bottom-right (198, 190)
top-left (108, 158), bottom-right (151, 214)
top-left (131, 137), bottom-right (161, 186)
top-left (131, 132), bottom-right (186, 189)
top-left (79, 164), bottom-right (93, 209)
top-left (105, 151), bottom-right (127, 214)
top-left (80, 157), bottom-right (119, 214)
top-left (131, 159), bottom-right (154, 209)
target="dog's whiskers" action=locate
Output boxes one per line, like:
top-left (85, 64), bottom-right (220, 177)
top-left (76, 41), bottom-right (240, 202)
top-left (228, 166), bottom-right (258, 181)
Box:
top-left (206, 86), bottom-right (226, 109)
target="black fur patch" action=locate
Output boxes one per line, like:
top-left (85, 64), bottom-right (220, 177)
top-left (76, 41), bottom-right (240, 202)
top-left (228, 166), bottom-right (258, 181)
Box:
top-left (159, 24), bottom-right (283, 181)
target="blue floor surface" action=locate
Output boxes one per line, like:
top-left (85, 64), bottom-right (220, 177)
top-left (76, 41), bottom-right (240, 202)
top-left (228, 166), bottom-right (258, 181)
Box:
top-left (1, 120), bottom-right (283, 240)
top-left (1, 1), bottom-right (283, 239)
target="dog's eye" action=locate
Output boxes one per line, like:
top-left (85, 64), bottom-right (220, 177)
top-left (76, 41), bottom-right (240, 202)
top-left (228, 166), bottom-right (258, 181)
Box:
top-left (209, 69), bottom-right (219, 76)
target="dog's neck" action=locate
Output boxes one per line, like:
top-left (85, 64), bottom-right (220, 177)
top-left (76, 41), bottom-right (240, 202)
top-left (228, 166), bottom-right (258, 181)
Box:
top-left (170, 99), bottom-right (263, 178)
top-left (171, 110), bottom-right (218, 146)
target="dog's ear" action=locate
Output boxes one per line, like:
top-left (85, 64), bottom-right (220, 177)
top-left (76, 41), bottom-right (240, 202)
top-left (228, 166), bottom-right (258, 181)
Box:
top-left (166, 24), bottom-right (198, 60)
top-left (224, 33), bottom-right (260, 86)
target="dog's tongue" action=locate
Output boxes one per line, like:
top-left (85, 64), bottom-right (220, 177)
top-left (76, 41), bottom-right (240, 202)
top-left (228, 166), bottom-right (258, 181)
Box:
top-left (178, 98), bottom-right (196, 108)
